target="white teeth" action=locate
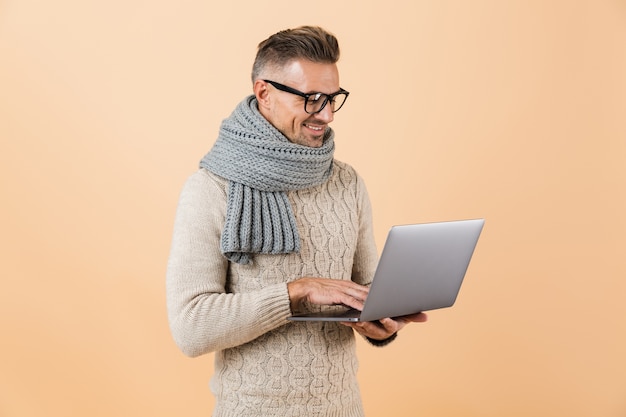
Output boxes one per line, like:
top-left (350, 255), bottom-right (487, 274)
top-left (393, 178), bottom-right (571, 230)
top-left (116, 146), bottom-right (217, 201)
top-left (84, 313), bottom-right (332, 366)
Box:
top-left (306, 124), bottom-right (323, 131)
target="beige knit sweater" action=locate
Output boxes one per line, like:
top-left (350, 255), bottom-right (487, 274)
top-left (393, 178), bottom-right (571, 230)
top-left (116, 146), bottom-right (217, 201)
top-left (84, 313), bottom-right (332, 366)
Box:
top-left (166, 160), bottom-right (379, 417)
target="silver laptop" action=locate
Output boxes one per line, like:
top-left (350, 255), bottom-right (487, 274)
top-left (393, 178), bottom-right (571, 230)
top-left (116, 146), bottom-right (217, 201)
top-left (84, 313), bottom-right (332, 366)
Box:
top-left (288, 219), bottom-right (484, 322)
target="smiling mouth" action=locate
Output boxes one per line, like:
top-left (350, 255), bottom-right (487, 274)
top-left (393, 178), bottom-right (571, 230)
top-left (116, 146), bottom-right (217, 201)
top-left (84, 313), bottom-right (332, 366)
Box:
top-left (304, 123), bottom-right (325, 133)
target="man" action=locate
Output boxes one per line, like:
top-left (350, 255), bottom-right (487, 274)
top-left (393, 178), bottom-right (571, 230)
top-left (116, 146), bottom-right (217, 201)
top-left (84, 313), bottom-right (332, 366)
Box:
top-left (166, 26), bottom-right (427, 417)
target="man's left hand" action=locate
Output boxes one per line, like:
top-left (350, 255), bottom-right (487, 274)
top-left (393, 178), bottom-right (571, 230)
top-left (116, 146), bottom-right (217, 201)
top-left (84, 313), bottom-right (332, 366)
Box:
top-left (341, 312), bottom-right (428, 341)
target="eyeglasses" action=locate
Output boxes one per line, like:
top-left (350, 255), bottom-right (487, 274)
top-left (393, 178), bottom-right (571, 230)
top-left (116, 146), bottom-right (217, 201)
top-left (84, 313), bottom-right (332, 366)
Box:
top-left (263, 80), bottom-right (349, 114)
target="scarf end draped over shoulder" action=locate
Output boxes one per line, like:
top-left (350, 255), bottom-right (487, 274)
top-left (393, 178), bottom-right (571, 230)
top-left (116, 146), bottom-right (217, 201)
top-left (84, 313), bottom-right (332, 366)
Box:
top-left (200, 95), bottom-right (335, 264)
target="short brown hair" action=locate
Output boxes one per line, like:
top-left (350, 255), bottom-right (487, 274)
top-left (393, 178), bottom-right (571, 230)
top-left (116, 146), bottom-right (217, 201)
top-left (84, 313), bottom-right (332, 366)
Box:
top-left (251, 26), bottom-right (340, 82)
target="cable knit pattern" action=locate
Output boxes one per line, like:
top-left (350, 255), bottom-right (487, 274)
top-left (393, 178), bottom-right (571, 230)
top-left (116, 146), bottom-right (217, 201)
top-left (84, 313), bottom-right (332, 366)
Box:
top-left (166, 160), bottom-right (378, 417)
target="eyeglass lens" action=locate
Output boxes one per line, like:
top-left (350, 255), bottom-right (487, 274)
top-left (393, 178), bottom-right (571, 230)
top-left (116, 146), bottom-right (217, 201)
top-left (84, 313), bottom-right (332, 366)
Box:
top-left (306, 93), bottom-right (348, 114)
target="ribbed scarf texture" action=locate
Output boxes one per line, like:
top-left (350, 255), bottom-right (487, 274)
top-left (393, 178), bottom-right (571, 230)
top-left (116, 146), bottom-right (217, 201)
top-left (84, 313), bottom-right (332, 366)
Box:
top-left (200, 95), bottom-right (335, 264)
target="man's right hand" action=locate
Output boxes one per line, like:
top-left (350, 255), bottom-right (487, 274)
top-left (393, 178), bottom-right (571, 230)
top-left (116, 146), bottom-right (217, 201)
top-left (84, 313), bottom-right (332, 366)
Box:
top-left (286, 278), bottom-right (369, 313)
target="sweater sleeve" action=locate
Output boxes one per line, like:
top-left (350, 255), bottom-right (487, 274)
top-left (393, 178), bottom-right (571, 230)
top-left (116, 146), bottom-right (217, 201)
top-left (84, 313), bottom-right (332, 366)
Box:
top-left (350, 170), bottom-right (378, 287)
top-left (349, 169), bottom-right (400, 348)
top-left (166, 170), bottom-right (292, 357)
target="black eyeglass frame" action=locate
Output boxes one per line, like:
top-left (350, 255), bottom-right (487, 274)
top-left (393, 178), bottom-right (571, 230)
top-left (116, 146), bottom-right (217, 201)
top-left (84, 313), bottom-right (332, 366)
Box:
top-left (263, 79), bottom-right (350, 114)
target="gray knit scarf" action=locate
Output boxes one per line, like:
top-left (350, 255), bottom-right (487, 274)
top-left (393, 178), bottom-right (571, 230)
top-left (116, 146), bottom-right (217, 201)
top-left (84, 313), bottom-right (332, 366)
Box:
top-left (200, 95), bottom-right (335, 264)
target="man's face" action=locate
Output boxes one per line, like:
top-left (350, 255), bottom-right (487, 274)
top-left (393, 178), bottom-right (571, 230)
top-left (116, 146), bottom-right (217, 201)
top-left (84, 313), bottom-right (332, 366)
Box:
top-left (256, 59), bottom-right (340, 148)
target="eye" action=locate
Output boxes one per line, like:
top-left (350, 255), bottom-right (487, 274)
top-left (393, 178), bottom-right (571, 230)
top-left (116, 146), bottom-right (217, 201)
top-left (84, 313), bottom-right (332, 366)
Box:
top-left (309, 93), bottom-right (323, 102)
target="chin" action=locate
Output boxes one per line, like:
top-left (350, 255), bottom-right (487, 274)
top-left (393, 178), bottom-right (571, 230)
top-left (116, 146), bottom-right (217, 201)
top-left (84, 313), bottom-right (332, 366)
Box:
top-left (308, 138), bottom-right (325, 148)
top-left (291, 135), bottom-right (323, 148)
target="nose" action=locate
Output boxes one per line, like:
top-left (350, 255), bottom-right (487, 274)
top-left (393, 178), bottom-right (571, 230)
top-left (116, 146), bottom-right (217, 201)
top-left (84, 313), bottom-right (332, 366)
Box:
top-left (314, 102), bottom-right (334, 124)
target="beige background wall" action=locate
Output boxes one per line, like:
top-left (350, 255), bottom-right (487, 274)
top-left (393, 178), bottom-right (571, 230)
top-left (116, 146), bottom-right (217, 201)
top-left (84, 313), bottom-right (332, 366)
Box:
top-left (1, 1), bottom-right (625, 416)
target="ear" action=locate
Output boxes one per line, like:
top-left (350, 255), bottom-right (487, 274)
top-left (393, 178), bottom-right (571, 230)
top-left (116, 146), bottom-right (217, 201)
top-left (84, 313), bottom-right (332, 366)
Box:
top-left (253, 79), bottom-right (271, 110)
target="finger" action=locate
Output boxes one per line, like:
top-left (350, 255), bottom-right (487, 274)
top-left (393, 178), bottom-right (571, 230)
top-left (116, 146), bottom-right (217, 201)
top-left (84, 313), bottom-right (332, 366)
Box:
top-left (332, 283), bottom-right (368, 308)
top-left (399, 312), bottom-right (428, 323)
top-left (377, 318), bottom-right (401, 333)
top-left (357, 321), bottom-right (395, 339)
top-left (337, 294), bottom-right (365, 311)
top-left (338, 282), bottom-right (369, 301)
